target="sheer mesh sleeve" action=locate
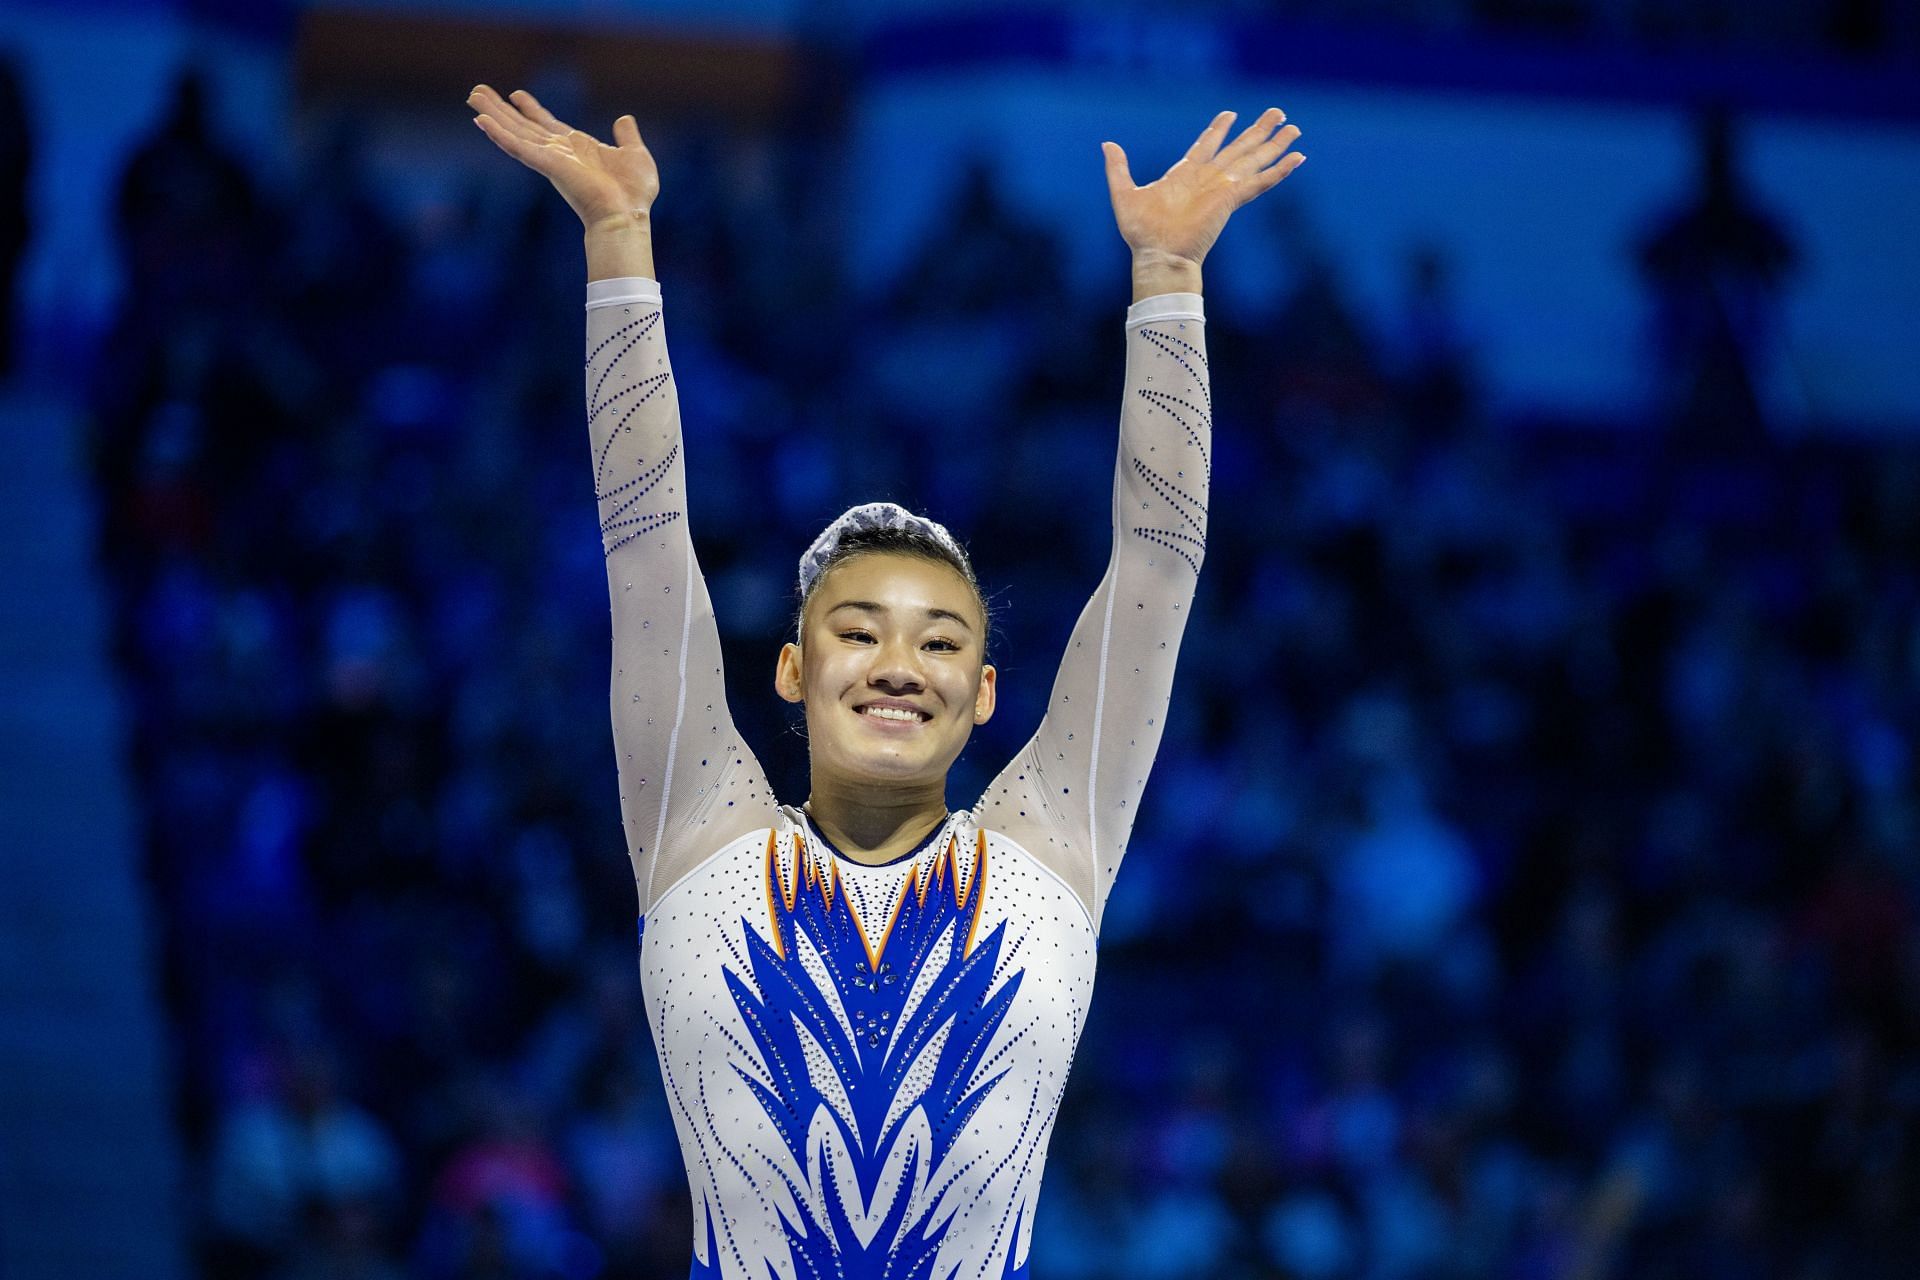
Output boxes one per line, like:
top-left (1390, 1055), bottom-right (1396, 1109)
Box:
top-left (588, 278), bottom-right (775, 916)
top-left (973, 293), bottom-right (1210, 931)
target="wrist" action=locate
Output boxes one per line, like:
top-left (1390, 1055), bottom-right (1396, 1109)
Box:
top-left (585, 210), bottom-right (651, 238)
top-left (1130, 248), bottom-right (1202, 302)
top-left (585, 212), bottom-right (655, 283)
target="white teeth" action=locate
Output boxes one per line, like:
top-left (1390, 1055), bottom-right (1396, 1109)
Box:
top-left (860, 706), bottom-right (923, 722)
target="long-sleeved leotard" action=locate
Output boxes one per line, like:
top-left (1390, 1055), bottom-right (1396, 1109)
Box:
top-left (589, 276), bottom-right (1209, 1279)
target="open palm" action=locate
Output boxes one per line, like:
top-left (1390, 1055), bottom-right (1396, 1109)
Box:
top-left (1103, 108), bottom-right (1303, 265)
top-left (468, 84), bottom-right (659, 229)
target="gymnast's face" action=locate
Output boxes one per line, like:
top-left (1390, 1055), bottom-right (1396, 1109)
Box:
top-left (775, 553), bottom-right (996, 788)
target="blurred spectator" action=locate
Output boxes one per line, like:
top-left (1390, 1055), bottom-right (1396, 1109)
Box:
top-left (413, 1076), bottom-right (587, 1279)
top-left (114, 67), bottom-right (263, 316)
top-left (273, 1196), bottom-right (408, 1280)
top-left (207, 1045), bottom-right (401, 1275)
top-left (1391, 243), bottom-right (1476, 437)
top-left (1638, 107), bottom-right (1798, 447)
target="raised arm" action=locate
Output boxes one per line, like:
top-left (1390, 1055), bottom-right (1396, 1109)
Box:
top-left (470, 86), bottom-right (772, 914)
top-left (978, 109), bottom-right (1303, 930)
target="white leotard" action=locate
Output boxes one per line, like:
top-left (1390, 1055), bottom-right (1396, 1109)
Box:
top-left (587, 276), bottom-right (1210, 1278)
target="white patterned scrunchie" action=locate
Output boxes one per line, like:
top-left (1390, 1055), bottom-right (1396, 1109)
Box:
top-left (798, 501), bottom-right (966, 596)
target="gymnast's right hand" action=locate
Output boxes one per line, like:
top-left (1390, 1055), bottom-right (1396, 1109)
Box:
top-left (467, 84), bottom-right (659, 232)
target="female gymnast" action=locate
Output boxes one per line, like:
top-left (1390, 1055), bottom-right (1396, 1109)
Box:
top-left (468, 83), bottom-right (1303, 1279)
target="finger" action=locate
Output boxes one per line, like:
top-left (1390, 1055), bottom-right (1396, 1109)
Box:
top-left (471, 111), bottom-right (537, 161)
top-left (510, 88), bottom-right (573, 136)
top-left (1219, 107), bottom-right (1287, 166)
top-left (467, 85), bottom-right (547, 145)
top-left (472, 112), bottom-right (568, 176)
top-left (612, 114), bottom-right (646, 150)
top-left (1101, 141), bottom-right (1135, 199)
top-left (1244, 150), bottom-right (1306, 202)
top-left (468, 84), bottom-right (530, 132)
top-left (1182, 110), bottom-right (1236, 163)
top-left (1237, 123), bottom-right (1303, 176)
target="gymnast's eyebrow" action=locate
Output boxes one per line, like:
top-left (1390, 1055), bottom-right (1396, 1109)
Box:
top-left (825, 600), bottom-right (974, 632)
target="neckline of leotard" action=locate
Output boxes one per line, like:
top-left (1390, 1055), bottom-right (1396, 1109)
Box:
top-left (799, 805), bottom-right (957, 870)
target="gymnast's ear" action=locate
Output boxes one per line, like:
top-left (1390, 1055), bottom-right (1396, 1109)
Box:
top-left (775, 641), bottom-right (804, 704)
top-left (973, 663), bottom-right (997, 724)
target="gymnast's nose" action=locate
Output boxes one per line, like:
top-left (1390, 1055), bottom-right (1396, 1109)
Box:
top-left (866, 634), bottom-right (926, 693)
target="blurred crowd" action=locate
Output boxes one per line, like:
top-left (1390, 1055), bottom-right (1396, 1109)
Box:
top-left (75, 57), bottom-right (1919, 1280)
top-left (1003, 0), bottom-right (1920, 59)
top-left (1248, 0), bottom-right (1915, 57)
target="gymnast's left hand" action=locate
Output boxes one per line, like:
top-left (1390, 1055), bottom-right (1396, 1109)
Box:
top-left (1102, 108), bottom-right (1304, 268)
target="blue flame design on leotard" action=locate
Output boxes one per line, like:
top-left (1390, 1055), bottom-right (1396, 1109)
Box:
top-left (692, 830), bottom-right (1027, 1280)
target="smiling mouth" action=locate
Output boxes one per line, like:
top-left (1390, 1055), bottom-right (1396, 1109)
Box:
top-left (855, 705), bottom-right (932, 724)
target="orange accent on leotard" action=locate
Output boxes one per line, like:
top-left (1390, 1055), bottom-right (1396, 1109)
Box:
top-left (764, 826), bottom-right (991, 972)
top-left (763, 829), bottom-right (786, 959)
top-left (963, 831), bottom-right (988, 956)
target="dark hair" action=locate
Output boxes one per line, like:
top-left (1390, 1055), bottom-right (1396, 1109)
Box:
top-left (793, 525), bottom-right (995, 662)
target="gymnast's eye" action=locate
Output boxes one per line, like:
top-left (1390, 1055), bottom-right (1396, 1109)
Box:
top-left (925, 638), bottom-right (960, 652)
